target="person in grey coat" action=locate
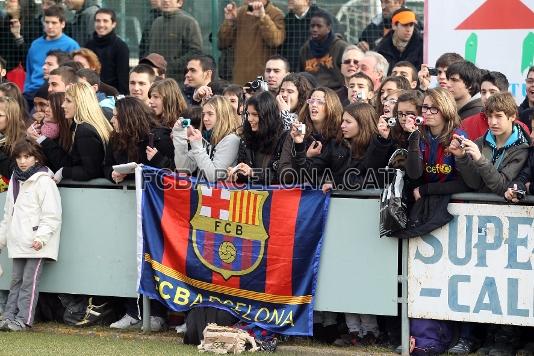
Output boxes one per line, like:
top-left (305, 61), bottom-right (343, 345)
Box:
top-left (64, 0), bottom-right (101, 46)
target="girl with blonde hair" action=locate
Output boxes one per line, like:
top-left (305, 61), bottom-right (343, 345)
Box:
top-left (29, 82), bottom-right (112, 181)
top-left (0, 97), bottom-right (26, 178)
top-left (149, 78), bottom-right (188, 128)
top-left (173, 95), bottom-right (240, 182)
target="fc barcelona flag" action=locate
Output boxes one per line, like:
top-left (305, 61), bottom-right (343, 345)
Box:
top-left (138, 166), bottom-right (330, 335)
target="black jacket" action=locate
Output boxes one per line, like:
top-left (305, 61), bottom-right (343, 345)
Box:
top-left (393, 194), bottom-right (453, 239)
top-left (103, 126), bottom-right (174, 182)
top-left (335, 86), bottom-right (350, 107)
top-left (236, 130), bottom-right (289, 186)
top-left (518, 97), bottom-right (533, 130)
top-left (291, 135), bottom-right (351, 187)
top-left (510, 146), bottom-right (534, 195)
top-left (376, 29), bottom-right (423, 75)
top-left (41, 122), bottom-right (106, 181)
top-left (0, 146), bottom-right (15, 179)
top-left (86, 31), bottom-right (130, 94)
top-left (0, 14), bottom-right (26, 71)
top-left (359, 15), bottom-right (389, 51)
top-left (345, 135), bottom-right (393, 189)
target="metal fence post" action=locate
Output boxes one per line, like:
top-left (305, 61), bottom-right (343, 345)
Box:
top-left (211, 0), bottom-right (220, 65)
top-left (143, 295), bottom-right (151, 332)
top-left (401, 238), bottom-right (409, 356)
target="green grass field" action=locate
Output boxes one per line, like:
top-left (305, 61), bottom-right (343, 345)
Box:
top-left (0, 323), bottom-right (396, 355)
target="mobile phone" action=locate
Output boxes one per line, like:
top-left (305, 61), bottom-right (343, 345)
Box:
top-left (312, 140), bottom-right (319, 149)
top-left (247, 4), bottom-right (253, 11)
top-left (428, 67), bottom-right (438, 76)
top-left (148, 132), bottom-right (154, 148)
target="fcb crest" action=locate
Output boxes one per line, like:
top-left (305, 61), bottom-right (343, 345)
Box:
top-left (191, 186), bottom-right (269, 279)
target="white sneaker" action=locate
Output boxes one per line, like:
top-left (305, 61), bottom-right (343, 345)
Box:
top-left (141, 316), bottom-right (167, 332)
top-left (110, 313), bottom-right (141, 329)
top-left (175, 322), bottom-right (187, 334)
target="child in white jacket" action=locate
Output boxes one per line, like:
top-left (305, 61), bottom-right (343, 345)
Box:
top-left (0, 139), bottom-right (62, 331)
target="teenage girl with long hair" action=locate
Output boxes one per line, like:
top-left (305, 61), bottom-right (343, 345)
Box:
top-left (30, 82), bottom-right (112, 181)
top-left (276, 73), bottom-right (314, 130)
top-left (105, 96), bottom-right (174, 183)
top-left (231, 91), bottom-right (288, 185)
top-left (173, 95), bottom-right (241, 182)
top-left (279, 87), bottom-right (350, 186)
top-left (0, 97), bottom-right (26, 179)
top-left (149, 78), bottom-right (188, 128)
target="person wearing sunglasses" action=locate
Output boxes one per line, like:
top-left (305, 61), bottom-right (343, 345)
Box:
top-left (279, 87), bottom-right (350, 189)
top-left (336, 45), bottom-right (364, 106)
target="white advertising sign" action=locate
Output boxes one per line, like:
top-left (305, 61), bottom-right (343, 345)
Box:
top-left (425, 0), bottom-right (534, 103)
top-left (409, 203), bottom-right (534, 326)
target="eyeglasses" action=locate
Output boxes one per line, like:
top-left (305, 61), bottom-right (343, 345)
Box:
top-left (397, 111), bottom-right (418, 119)
top-left (421, 105), bottom-right (439, 114)
top-left (382, 98), bottom-right (397, 105)
top-left (342, 59), bottom-right (359, 66)
top-left (306, 98), bottom-right (326, 105)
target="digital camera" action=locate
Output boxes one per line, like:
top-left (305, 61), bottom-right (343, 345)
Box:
top-left (181, 118), bottom-right (191, 128)
top-left (415, 116), bottom-right (425, 125)
top-left (356, 91), bottom-right (367, 101)
top-left (513, 188), bottom-right (526, 200)
top-left (245, 76), bottom-right (268, 94)
top-left (387, 117), bottom-right (397, 127)
top-left (457, 135), bottom-right (466, 148)
top-left (428, 67), bottom-right (438, 76)
top-left (297, 123), bottom-right (306, 135)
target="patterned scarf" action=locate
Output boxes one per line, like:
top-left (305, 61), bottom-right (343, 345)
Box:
top-left (13, 164), bottom-right (46, 182)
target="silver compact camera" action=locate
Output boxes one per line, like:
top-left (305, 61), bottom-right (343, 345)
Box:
top-left (387, 117), bottom-right (397, 127)
top-left (415, 116), bottom-right (424, 125)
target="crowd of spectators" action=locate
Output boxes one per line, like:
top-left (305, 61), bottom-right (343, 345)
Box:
top-left (0, 0), bottom-right (533, 354)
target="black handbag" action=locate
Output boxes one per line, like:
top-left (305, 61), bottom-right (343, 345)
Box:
top-left (379, 149), bottom-right (408, 237)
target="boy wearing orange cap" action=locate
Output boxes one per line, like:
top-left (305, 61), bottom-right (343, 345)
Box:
top-left (375, 8), bottom-right (423, 76)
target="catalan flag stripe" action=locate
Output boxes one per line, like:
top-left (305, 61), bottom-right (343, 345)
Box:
top-left (228, 191), bottom-right (235, 221)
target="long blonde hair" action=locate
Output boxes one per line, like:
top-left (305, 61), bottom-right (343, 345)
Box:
top-left (202, 96), bottom-right (240, 146)
top-left (66, 82), bottom-right (113, 144)
top-left (0, 97), bottom-right (26, 153)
